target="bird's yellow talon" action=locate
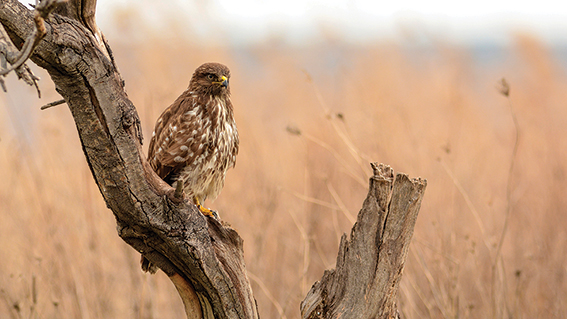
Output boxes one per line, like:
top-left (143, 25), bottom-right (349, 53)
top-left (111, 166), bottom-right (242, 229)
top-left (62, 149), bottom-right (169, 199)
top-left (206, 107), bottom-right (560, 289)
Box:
top-left (198, 204), bottom-right (215, 217)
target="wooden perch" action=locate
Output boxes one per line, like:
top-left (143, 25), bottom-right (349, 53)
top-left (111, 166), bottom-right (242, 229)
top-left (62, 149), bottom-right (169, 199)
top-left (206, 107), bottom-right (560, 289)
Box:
top-left (0, 1), bottom-right (257, 318)
top-left (301, 163), bottom-right (426, 319)
top-left (0, 1), bottom-right (426, 318)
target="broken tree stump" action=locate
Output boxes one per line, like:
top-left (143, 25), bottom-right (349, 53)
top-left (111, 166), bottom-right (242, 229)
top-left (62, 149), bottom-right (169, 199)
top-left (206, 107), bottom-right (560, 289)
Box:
top-left (301, 163), bottom-right (427, 319)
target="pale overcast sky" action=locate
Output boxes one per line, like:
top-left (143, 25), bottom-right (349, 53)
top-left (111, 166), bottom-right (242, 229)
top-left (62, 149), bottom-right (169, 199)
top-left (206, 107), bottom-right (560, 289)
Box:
top-left (20, 0), bottom-right (567, 44)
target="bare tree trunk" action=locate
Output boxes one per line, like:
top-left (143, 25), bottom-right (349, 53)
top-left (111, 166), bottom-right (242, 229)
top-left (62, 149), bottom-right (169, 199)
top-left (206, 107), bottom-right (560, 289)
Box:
top-left (0, 1), bottom-right (426, 318)
top-left (0, 1), bottom-right (258, 318)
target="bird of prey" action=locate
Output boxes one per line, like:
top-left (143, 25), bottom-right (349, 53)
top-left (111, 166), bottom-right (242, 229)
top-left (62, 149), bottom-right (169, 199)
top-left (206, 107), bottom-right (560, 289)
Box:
top-left (142, 62), bottom-right (239, 273)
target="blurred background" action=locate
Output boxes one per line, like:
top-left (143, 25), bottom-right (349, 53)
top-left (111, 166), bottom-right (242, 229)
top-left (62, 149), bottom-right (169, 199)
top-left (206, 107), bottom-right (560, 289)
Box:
top-left (2, 0), bottom-right (567, 318)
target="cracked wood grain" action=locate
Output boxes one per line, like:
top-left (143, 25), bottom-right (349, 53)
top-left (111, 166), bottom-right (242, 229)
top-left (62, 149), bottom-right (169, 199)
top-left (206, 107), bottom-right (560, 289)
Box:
top-left (301, 164), bottom-right (426, 319)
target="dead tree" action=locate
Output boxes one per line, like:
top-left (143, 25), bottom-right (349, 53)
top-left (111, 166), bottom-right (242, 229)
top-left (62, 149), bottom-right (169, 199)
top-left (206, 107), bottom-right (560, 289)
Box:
top-left (0, 1), bottom-right (426, 318)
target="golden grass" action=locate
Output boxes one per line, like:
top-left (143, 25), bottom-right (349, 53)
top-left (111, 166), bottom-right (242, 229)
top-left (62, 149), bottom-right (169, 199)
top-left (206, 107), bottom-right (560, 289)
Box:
top-left (1, 19), bottom-right (566, 318)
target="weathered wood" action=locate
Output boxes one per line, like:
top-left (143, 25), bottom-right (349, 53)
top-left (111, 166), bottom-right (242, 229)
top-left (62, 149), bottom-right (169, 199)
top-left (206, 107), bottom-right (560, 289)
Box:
top-left (0, 1), bottom-right (258, 318)
top-left (301, 163), bottom-right (427, 319)
top-left (1, 2), bottom-right (427, 318)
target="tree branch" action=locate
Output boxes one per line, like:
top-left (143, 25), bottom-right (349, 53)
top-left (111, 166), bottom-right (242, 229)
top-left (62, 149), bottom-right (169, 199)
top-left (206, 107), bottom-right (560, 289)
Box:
top-left (0, 1), bottom-right (258, 318)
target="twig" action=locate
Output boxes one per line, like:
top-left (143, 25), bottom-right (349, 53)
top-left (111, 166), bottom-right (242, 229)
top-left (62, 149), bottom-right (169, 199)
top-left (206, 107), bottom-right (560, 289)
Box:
top-left (40, 99), bottom-right (65, 110)
top-left (493, 78), bottom-right (518, 263)
top-left (17, 64), bottom-right (41, 98)
top-left (491, 78), bottom-right (519, 317)
top-left (0, 0), bottom-right (64, 76)
top-left (325, 180), bottom-right (355, 224)
top-left (404, 274), bottom-right (436, 319)
top-left (0, 288), bottom-right (22, 319)
top-left (0, 0), bottom-right (63, 97)
top-left (412, 236), bottom-right (459, 265)
top-left (312, 236), bottom-right (333, 269)
top-left (303, 69), bottom-right (370, 178)
top-left (0, 24), bottom-right (41, 97)
top-left (412, 246), bottom-right (451, 319)
top-left (28, 275), bottom-right (37, 319)
top-left (301, 131), bottom-right (367, 187)
top-left (288, 209), bottom-right (311, 294)
top-left (286, 124), bottom-right (367, 186)
top-left (70, 264), bottom-right (91, 319)
top-left (247, 271), bottom-right (288, 319)
top-left (281, 186), bottom-right (341, 210)
top-left (438, 158), bottom-right (491, 252)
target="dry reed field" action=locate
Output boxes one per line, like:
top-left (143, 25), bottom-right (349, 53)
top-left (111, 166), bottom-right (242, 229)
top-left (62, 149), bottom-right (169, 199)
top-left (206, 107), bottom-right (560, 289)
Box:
top-left (1, 13), bottom-right (567, 319)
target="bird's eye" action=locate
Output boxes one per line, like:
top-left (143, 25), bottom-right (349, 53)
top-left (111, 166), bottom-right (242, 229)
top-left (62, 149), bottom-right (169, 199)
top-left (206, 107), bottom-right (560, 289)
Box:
top-left (206, 74), bottom-right (215, 80)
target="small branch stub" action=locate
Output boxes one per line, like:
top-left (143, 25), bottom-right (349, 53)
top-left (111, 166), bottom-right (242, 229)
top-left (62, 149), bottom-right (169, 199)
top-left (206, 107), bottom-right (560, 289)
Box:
top-left (40, 99), bottom-right (65, 110)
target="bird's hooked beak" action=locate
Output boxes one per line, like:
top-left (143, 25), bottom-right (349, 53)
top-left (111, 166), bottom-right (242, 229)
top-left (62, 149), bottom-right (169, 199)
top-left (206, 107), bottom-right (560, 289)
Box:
top-left (220, 75), bottom-right (228, 88)
top-left (214, 75), bottom-right (229, 88)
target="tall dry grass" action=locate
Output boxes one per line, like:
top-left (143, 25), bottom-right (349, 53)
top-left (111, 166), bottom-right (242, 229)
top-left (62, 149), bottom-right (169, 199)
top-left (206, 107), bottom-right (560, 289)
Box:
top-left (1, 11), bottom-right (566, 318)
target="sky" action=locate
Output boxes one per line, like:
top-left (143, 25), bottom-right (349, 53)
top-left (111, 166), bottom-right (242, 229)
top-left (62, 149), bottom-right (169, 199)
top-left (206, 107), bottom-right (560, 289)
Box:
top-left (21, 0), bottom-right (567, 44)
top-left (214, 0), bottom-right (567, 43)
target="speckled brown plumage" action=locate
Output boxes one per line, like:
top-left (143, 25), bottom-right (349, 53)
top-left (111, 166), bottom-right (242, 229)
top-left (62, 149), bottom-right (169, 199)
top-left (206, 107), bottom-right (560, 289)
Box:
top-left (142, 62), bottom-right (239, 273)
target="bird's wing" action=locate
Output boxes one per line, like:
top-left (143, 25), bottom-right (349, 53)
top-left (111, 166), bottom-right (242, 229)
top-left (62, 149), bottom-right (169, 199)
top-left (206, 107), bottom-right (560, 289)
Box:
top-left (148, 94), bottom-right (209, 183)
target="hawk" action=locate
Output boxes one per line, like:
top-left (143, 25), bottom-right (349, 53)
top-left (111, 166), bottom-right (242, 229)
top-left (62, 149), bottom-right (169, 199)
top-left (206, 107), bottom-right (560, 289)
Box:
top-left (142, 62), bottom-right (239, 273)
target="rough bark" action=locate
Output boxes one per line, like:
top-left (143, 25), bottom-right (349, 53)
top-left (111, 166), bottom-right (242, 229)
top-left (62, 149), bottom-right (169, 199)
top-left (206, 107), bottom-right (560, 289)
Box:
top-left (0, 1), bottom-right (258, 318)
top-left (301, 163), bottom-right (427, 319)
top-left (1, 2), bottom-right (427, 319)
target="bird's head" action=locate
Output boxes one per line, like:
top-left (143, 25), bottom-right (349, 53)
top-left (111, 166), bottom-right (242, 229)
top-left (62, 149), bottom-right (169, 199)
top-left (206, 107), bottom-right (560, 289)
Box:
top-left (189, 62), bottom-right (231, 97)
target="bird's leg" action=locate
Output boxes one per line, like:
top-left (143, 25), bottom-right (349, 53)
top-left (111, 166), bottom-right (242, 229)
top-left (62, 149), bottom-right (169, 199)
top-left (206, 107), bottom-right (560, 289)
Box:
top-left (193, 197), bottom-right (219, 219)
